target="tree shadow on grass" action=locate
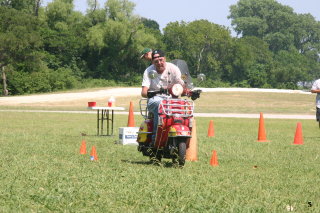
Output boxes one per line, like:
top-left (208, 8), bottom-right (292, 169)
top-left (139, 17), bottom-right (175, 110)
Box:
top-left (65, 134), bottom-right (109, 138)
top-left (65, 134), bottom-right (119, 143)
top-left (304, 136), bottom-right (320, 139)
top-left (121, 159), bottom-right (153, 165)
top-left (121, 159), bottom-right (182, 168)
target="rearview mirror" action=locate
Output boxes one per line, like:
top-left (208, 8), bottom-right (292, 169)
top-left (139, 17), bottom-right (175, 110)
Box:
top-left (148, 70), bottom-right (158, 79)
top-left (197, 73), bottom-right (206, 81)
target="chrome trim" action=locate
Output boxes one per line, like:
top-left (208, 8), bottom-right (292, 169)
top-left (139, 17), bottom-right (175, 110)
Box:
top-left (137, 131), bottom-right (153, 134)
top-left (159, 98), bottom-right (194, 117)
top-left (139, 98), bottom-right (148, 119)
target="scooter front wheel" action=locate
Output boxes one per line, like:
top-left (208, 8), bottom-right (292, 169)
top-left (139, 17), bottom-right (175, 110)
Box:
top-left (177, 141), bottom-right (186, 166)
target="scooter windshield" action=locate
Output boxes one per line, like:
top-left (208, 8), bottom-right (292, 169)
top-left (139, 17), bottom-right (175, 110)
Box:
top-left (171, 59), bottom-right (194, 89)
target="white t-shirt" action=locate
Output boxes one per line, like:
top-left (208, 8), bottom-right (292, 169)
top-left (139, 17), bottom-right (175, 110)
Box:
top-left (142, 62), bottom-right (184, 91)
top-left (311, 79), bottom-right (320, 108)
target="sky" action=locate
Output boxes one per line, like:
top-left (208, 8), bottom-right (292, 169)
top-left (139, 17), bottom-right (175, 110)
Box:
top-left (43, 0), bottom-right (320, 36)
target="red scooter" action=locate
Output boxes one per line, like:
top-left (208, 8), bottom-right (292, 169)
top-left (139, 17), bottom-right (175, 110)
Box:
top-left (137, 60), bottom-right (202, 166)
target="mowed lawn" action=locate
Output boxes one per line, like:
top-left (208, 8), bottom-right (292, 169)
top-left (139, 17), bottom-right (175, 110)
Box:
top-left (0, 90), bottom-right (319, 212)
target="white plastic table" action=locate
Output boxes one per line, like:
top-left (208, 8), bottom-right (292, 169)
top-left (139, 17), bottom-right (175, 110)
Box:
top-left (87, 106), bottom-right (125, 136)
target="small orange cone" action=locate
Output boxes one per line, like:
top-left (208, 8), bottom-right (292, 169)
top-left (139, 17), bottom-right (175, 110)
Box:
top-left (79, 140), bottom-right (86, 154)
top-left (210, 150), bottom-right (219, 166)
top-left (127, 101), bottom-right (135, 127)
top-left (293, 122), bottom-right (304, 145)
top-left (257, 112), bottom-right (269, 142)
top-left (207, 120), bottom-right (215, 137)
top-left (186, 118), bottom-right (198, 161)
top-left (90, 146), bottom-right (98, 161)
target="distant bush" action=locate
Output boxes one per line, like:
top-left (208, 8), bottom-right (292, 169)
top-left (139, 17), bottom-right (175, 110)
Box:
top-left (194, 78), bottom-right (231, 88)
top-left (79, 79), bottom-right (119, 88)
top-left (49, 68), bottom-right (80, 91)
top-left (6, 68), bottom-right (81, 95)
top-left (8, 70), bottom-right (52, 94)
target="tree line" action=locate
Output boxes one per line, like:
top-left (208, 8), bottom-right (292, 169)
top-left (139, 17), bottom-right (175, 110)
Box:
top-left (1, 0), bottom-right (319, 95)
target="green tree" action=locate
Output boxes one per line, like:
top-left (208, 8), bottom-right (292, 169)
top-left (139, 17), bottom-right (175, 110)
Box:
top-left (229, 0), bottom-right (320, 87)
top-left (229, 0), bottom-right (297, 52)
top-left (140, 17), bottom-right (163, 45)
top-left (292, 13), bottom-right (320, 57)
top-left (164, 20), bottom-right (236, 82)
top-left (163, 21), bottom-right (187, 59)
top-left (0, 0), bottom-right (41, 15)
top-left (0, 6), bottom-right (43, 95)
top-left (105, 0), bottom-right (134, 21)
top-left (229, 0), bottom-right (320, 56)
top-left (141, 17), bottom-right (160, 32)
top-left (86, 0), bottom-right (106, 26)
top-left (43, 0), bottom-right (88, 75)
top-left (85, 0), bottom-right (160, 81)
top-left (238, 36), bottom-right (273, 87)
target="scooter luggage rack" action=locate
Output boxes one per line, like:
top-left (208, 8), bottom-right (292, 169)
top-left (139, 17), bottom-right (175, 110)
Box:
top-left (159, 99), bottom-right (194, 117)
top-left (139, 98), bottom-right (149, 119)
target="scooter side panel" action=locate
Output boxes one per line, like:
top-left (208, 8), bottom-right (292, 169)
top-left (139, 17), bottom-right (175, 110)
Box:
top-left (155, 125), bottom-right (169, 148)
top-left (137, 119), bottom-right (153, 143)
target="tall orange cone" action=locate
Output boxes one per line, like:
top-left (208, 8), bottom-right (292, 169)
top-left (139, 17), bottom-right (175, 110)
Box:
top-left (207, 120), bottom-right (215, 137)
top-left (293, 122), bottom-right (304, 145)
top-left (79, 140), bottom-right (86, 154)
top-left (186, 118), bottom-right (198, 161)
top-left (90, 146), bottom-right (98, 161)
top-left (210, 150), bottom-right (219, 166)
top-left (127, 101), bottom-right (135, 127)
top-left (257, 112), bottom-right (269, 142)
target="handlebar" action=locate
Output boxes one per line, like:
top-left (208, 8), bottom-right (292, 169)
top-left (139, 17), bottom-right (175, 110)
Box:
top-left (147, 88), bottom-right (202, 100)
top-left (147, 88), bottom-right (169, 98)
top-left (189, 89), bottom-right (202, 100)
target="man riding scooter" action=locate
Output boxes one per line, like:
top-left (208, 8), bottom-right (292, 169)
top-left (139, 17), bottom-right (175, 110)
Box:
top-left (141, 50), bottom-right (185, 145)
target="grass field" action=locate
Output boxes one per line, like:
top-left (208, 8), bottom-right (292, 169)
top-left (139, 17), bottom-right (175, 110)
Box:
top-left (1, 106), bottom-right (320, 212)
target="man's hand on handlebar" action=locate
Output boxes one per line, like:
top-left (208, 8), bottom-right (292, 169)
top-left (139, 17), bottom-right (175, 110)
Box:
top-left (147, 88), bottom-right (169, 98)
top-left (147, 91), bottom-right (157, 98)
top-left (159, 87), bottom-right (169, 94)
top-left (190, 90), bottom-right (201, 100)
top-left (181, 88), bottom-right (202, 100)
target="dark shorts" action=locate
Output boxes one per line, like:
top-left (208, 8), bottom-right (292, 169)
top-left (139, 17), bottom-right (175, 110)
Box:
top-left (317, 107), bottom-right (320, 121)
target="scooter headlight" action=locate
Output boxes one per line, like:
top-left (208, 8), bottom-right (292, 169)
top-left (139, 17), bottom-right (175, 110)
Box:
top-left (171, 84), bottom-right (184, 97)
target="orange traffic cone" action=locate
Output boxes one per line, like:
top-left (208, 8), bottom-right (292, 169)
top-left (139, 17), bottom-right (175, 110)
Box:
top-left (293, 122), bottom-right (304, 145)
top-left (127, 101), bottom-right (135, 127)
top-left (90, 146), bottom-right (98, 161)
top-left (207, 120), bottom-right (215, 137)
top-left (210, 150), bottom-right (219, 166)
top-left (79, 140), bottom-right (86, 154)
top-left (257, 112), bottom-right (269, 142)
top-left (186, 118), bottom-right (198, 161)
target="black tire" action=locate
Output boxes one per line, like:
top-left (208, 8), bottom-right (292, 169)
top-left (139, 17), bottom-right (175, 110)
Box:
top-left (178, 141), bottom-right (186, 166)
